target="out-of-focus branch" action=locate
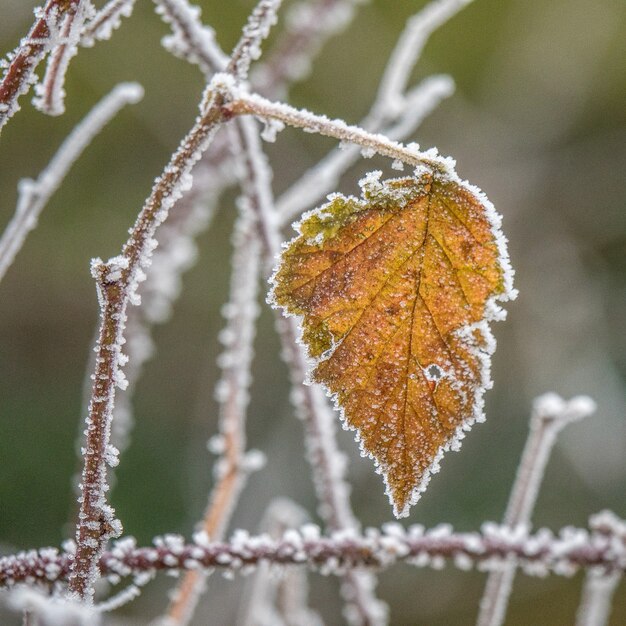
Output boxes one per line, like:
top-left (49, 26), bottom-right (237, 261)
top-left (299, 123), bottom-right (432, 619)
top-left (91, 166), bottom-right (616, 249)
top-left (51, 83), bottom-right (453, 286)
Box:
top-left (477, 394), bottom-right (596, 626)
top-left (3, 518), bottom-right (625, 588)
top-left (81, 0), bottom-right (137, 46)
top-left (276, 73), bottom-right (454, 222)
top-left (238, 499), bottom-right (322, 626)
top-left (0, 82), bottom-right (143, 285)
top-left (575, 510), bottom-right (626, 626)
top-left (163, 205), bottom-right (264, 626)
top-left (234, 113), bottom-right (387, 625)
top-left (0, 0), bottom-right (88, 133)
top-left (251, 0), bottom-right (366, 98)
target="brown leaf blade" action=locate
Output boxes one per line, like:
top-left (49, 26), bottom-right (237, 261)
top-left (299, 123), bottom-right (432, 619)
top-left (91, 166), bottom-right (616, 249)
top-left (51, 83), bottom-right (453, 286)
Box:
top-left (271, 170), bottom-right (516, 517)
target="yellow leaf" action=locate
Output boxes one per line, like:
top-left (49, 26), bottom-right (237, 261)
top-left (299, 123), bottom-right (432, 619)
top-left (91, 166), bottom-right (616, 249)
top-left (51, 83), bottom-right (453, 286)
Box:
top-left (271, 170), bottom-right (516, 517)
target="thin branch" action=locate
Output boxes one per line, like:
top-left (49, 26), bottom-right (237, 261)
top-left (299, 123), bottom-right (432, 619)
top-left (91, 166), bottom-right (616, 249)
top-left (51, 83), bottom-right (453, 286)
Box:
top-left (234, 113), bottom-right (387, 625)
top-left (276, 73), bottom-right (454, 223)
top-left (81, 0), bottom-right (137, 46)
top-left (238, 499), bottom-right (322, 626)
top-left (223, 85), bottom-right (453, 174)
top-left (576, 510), bottom-right (626, 626)
top-left (163, 207), bottom-right (263, 626)
top-left (0, 82), bottom-right (143, 285)
top-left (154, 0), bottom-right (228, 75)
top-left (226, 0), bottom-right (283, 81)
top-left (0, 0), bottom-right (86, 133)
top-left (576, 570), bottom-right (622, 626)
top-left (32, 0), bottom-right (94, 116)
top-left (477, 394), bottom-right (596, 626)
top-left (251, 0), bottom-right (364, 97)
top-left (3, 518), bottom-right (626, 589)
top-left (67, 83), bottom-right (230, 603)
top-left (371, 0), bottom-right (473, 119)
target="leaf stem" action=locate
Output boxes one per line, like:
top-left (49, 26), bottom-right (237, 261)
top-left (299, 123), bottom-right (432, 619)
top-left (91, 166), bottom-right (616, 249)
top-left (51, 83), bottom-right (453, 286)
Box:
top-left (224, 87), bottom-right (453, 173)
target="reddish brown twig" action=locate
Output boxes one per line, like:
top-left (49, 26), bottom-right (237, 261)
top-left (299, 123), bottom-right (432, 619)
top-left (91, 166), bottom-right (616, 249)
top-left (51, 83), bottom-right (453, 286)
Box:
top-left (68, 86), bottom-right (229, 602)
top-left (0, 0), bottom-right (84, 133)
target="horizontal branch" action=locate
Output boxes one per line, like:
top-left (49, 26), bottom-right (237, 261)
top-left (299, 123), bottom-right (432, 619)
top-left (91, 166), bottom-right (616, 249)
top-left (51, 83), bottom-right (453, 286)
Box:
top-left (3, 518), bottom-right (625, 589)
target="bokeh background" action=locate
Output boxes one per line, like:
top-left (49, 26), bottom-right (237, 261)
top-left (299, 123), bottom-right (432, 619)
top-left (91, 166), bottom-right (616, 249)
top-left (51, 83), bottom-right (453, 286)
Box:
top-left (0, 0), bottom-right (625, 623)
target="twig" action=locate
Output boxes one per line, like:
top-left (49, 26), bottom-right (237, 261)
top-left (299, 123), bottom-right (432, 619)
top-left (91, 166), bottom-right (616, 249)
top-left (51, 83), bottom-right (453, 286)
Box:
top-left (163, 207), bottom-right (263, 626)
top-left (238, 499), bottom-right (322, 626)
top-left (154, 0), bottom-right (228, 75)
top-left (276, 73), bottom-right (454, 222)
top-left (67, 82), bottom-right (230, 603)
top-left (576, 570), bottom-right (622, 626)
top-left (575, 510), bottom-right (626, 626)
top-left (371, 0), bottom-right (473, 119)
top-left (234, 112), bottom-right (387, 625)
top-left (0, 82), bottom-right (143, 285)
top-left (3, 518), bottom-right (626, 588)
top-left (476, 393), bottom-right (596, 626)
top-left (0, 0), bottom-right (87, 133)
top-left (251, 0), bottom-right (365, 97)
top-left (223, 85), bottom-right (453, 174)
top-left (32, 0), bottom-right (94, 116)
top-left (226, 0), bottom-right (283, 80)
top-left (81, 0), bottom-right (137, 46)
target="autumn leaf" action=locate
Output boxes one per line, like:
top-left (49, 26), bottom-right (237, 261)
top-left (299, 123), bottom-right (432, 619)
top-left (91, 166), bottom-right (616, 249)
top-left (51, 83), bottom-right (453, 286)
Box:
top-left (270, 169), bottom-right (516, 518)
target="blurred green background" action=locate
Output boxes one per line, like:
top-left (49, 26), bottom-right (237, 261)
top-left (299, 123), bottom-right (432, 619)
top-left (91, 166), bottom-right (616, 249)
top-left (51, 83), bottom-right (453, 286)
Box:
top-left (0, 0), bottom-right (625, 623)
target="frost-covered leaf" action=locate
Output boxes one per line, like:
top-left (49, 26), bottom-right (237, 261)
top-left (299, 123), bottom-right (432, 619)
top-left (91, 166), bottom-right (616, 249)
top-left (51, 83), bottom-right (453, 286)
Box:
top-left (271, 170), bottom-right (515, 517)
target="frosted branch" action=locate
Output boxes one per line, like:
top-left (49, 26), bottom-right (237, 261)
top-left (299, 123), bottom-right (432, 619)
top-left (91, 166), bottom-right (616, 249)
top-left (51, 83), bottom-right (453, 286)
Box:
top-left (0, 82), bottom-right (143, 285)
top-left (576, 570), bottom-right (621, 626)
top-left (251, 0), bottom-right (364, 97)
top-left (276, 73), bottom-right (454, 222)
top-left (576, 510), bottom-right (626, 626)
top-left (227, 0), bottom-right (283, 81)
top-left (32, 0), bottom-right (95, 116)
top-left (68, 83), bottom-right (230, 603)
top-left (372, 0), bottom-right (473, 119)
top-left (238, 499), bottom-right (322, 626)
top-left (223, 86), bottom-right (454, 174)
top-left (107, 170), bottom-right (220, 460)
top-left (81, 0), bottom-right (137, 46)
top-left (163, 207), bottom-right (263, 626)
top-left (230, 113), bottom-right (387, 625)
top-left (0, 0), bottom-right (87, 133)
top-left (477, 393), bottom-right (596, 626)
top-left (2, 518), bottom-right (625, 589)
top-left (154, 0), bottom-right (227, 76)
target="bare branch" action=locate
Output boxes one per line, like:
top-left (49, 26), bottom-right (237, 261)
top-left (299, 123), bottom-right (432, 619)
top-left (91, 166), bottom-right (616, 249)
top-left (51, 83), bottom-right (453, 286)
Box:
top-left (163, 206), bottom-right (263, 626)
top-left (81, 0), bottom-right (137, 46)
top-left (68, 83), bottom-right (230, 602)
top-left (576, 510), bottom-right (626, 626)
top-left (477, 394), bottom-right (596, 626)
top-left (372, 0), bottom-right (473, 119)
top-left (227, 0), bottom-right (283, 81)
top-left (0, 0), bottom-right (87, 133)
top-left (576, 570), bottom-right (621, 626)
top-left (223, 85), bottom-right (454, 174)
top-left (276, 73), bottom-right (454, 222)
top-left (238, 499), bottom-right (322, 626)
top-left (154, 0), bottom-right (227, 75)
top-left (233, 112), bottom-right (387, 625)
top-left (251, 0), bottom-right (365, 97)
top-left (32, 0), bottom-right (94, 116)
top-left (2, 518), bottom-right (625, 589)
top-left (0, 82), bottom-right (143, 285)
